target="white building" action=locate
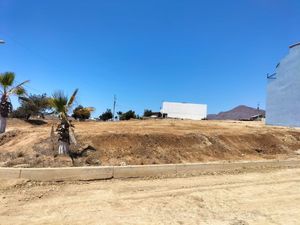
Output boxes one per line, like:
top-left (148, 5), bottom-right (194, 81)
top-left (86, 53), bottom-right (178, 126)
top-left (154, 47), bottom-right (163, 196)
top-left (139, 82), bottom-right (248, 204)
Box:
top-left (266, 43), bottom-right (300, 127)
top-left (160, 101), bottom-right (207, 120)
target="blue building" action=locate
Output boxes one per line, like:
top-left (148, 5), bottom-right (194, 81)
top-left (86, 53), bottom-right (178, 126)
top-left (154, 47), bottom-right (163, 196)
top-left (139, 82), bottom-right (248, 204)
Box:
top-left (266, 43), bottom-right (300, 127)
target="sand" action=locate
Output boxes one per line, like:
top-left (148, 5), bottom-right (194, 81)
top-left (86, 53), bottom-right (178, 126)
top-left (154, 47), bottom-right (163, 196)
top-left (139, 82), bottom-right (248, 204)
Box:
top-left (1, 167), bottom-right (300, 224)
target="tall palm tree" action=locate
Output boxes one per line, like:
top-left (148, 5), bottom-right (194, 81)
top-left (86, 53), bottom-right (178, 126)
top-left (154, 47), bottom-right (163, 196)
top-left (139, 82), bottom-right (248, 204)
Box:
top-left (0, 72), bottom-right (29, 133)
top-left (50, 89), bottom-right (94, 155)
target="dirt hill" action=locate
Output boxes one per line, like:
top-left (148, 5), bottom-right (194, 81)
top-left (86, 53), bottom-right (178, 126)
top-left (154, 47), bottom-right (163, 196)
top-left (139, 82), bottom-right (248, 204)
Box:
top-left (0, 119), bottom-right (299, 167)
top-left (208, 105), bottom-right (265, 120)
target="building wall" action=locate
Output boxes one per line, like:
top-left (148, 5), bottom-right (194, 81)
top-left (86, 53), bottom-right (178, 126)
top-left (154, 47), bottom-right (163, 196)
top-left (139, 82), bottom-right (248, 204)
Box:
top-left (161, 102), bottom-right (207, 120)
top-left (266, 44), bottom-right (300, 127)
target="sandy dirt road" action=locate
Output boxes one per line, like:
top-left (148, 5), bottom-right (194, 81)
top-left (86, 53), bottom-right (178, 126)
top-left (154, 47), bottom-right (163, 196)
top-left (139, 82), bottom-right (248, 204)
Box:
top-left (1, 168), bottom-right (300, 225)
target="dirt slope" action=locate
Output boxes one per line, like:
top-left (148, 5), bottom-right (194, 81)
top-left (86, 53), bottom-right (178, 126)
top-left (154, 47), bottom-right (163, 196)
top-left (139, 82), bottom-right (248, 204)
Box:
top-left (0, 119), bottom-right (300, 167)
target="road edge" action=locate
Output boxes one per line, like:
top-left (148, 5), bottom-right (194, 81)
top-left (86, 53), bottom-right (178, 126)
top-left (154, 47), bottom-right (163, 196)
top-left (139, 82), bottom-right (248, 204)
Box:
top-left (0, 159), bottom-right (299, 181)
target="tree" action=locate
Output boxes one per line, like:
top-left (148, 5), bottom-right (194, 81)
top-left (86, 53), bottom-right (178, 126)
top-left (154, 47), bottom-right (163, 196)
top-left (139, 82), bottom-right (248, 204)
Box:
top-left (72, 105), bottom-right (93, 121)
top-left (12, 94), bottom-right (51, 120)
top-left (50, 89), bottom-right (77, 155)
top-left (50, 89), bottom-right (77, 154)
top-left (99, 109), bottom-right (113, 121)
top-left (50, 89), bottom-right (96, 162)
top-left (50, 89), bottom-right (94, 155)
top-left (0, 72), bottom-right (29, 133)
top-left (119, 110), bottom-right (137, 120)
top-left (143, 109), bottom-right (153, 117)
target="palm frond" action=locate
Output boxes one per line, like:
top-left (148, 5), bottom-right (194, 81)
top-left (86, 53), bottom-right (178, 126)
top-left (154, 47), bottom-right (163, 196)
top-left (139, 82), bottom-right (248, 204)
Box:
top-left (18, 96), bottom-right (30, 102)
top-left (67, 88), bottom-right (78, 109)
top-left (12, 86), bottom-right (27, 96)
top-left (0, 72), bottom-right (15, 88)
top-left (8, 80), bottom-right (29, 95)
top-left (50, 90), bottom-right (68, 114)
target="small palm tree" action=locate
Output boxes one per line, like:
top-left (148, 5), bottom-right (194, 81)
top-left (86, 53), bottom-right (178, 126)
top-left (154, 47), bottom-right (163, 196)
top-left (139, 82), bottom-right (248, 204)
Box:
top-left (0, 72), bottom-right (29, 133)
top-left (50, 89), bottom-right (94, 155)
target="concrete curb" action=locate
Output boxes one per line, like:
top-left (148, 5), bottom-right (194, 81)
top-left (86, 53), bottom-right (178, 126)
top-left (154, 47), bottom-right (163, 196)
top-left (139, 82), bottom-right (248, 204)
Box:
top-left (19, 166), bottom-right (114, 181)
top-left (176, 160), bottom-right (300, 175)
top-left (0, 159), bottom-right (299, 181)
top-left (0, 168), bottom-right (21, 179)
top-left (114, 164), bottom-right (177, 179)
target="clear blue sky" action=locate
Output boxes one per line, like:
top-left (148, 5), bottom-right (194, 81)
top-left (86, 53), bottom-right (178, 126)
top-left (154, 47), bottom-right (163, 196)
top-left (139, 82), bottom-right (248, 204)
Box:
top-left (0, 0), bottom-right (299, 116)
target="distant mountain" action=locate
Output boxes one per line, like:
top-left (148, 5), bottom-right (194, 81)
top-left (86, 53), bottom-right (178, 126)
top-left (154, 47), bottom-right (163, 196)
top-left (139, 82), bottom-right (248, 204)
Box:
top-left (207, 105), bottom-right (265, 121)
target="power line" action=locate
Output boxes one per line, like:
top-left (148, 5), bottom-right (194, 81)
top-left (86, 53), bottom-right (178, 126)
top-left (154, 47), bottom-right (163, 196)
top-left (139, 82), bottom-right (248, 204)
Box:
top-left (23, 84), bottom-right (45, 95)
top-left (0, 30), bottom-right (78, 91)
top-left (0, 31), bottom-right (77, 98)
top-left (0, 30), bottom-right (56, 67)
top-left (13, 79), bottom-right (45, 96)
top-left (0, 31), bottom-right (100, 114)
top-left (0, 31), bottom-right (55, 72)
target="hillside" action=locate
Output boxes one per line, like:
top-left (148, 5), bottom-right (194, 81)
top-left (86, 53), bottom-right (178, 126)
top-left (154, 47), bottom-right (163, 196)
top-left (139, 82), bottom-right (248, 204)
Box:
top-left (207, 105), bottom-right (265, 120)
top-left (0, 118), bottom-right (299, 167)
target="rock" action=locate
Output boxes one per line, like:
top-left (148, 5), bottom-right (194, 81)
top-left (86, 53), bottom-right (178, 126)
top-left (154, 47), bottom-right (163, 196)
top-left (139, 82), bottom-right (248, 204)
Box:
top-left (120, 161), bottom-right (127, 166)
top-left (230, 220), bottom-right (249, 225)
top-left (295, 149), bottom-right (300, 155)
top-left (255, 148), bottom-right (263, 153)
top-left (85, 157), bottom-right (101, 165)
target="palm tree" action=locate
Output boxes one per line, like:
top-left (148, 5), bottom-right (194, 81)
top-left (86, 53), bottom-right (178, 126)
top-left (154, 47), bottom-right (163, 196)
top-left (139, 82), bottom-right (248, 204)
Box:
top-left (50, 89), bottom-right (94, 155)
top-left (0, 72), bottom-right (29, 133)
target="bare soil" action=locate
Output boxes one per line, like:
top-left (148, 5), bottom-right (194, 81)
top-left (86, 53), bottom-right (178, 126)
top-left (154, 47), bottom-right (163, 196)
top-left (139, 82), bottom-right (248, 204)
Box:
top-left (1, 119), bottom-right (300, 167)
top-left (1, 168), bottom-right (300, 224)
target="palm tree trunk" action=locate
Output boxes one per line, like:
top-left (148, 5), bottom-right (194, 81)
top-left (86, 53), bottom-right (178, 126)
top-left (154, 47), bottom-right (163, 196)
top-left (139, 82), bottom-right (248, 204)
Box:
top-left (58, 141), bottom-right (69, 155)
top-left (0, 115), bottom-right (7, 133)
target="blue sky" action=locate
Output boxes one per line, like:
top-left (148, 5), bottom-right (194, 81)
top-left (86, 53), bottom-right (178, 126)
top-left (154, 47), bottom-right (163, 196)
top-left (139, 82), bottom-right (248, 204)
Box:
top-left (0, 0), bottom-right (299, 116)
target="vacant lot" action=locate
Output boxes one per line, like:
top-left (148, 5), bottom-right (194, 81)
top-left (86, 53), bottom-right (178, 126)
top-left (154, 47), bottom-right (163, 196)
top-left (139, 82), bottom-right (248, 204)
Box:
top-left (1, 119), bottom-right (300, 167)
top-left (1, 168), bottom-right (300, 224)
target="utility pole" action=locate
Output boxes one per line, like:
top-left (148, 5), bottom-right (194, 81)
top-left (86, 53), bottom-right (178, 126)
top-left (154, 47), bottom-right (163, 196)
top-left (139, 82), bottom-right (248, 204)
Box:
top-left (257, 102), bottom-right (260, 118)
top-left (113, 95), bottom-right (117, 121)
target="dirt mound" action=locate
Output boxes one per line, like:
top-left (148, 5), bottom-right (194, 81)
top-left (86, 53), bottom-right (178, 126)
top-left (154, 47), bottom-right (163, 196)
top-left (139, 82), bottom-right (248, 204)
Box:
top-left (1, 119), bottom-right (300, 167)
top-left (82, 131), bottom-right (300, 166)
